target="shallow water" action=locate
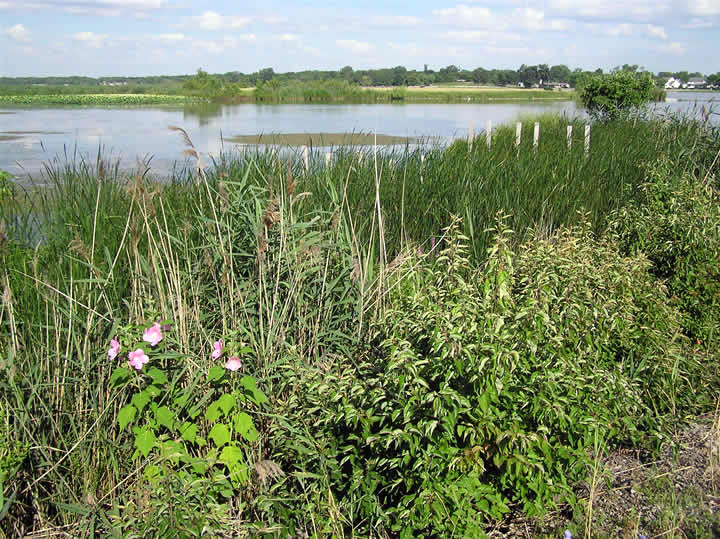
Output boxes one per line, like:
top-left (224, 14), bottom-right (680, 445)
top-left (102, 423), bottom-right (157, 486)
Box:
top-left (0, 92), bottom-right (716, 180)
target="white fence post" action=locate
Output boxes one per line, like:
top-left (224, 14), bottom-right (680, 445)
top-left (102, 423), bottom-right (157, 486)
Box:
top-left (515, 122), bottom-right (522, 151)
top-left (325, 152), bottom-right (331, 167)
top-left (486, 120), bottom-right (492, 150)
top-left (468, 120), bottom-right (474, 152)
top-left (420, 153), bottom-right (425, 184)
top-left (533, 122), bottom-right (540, 151)
top-left (567, 125), bottom-right (573, 150)
top-left (584, 125), bottom-right (591, 157)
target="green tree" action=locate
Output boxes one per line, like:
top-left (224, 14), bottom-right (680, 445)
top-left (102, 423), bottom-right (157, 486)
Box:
top-left (578, 70), bottom-right (654, 121)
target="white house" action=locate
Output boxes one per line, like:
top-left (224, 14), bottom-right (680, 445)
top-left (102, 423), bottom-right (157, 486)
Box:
top-left (665, 77), bottom-right (681, 89)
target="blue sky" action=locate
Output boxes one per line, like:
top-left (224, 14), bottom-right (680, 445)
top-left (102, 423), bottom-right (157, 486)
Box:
top-left (1, 0), bottom-right (718, 77)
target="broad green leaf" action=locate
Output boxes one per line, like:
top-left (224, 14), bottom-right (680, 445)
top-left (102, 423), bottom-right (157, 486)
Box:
top-left (208, 423), bottom-right (231, 447)
top-left (234, 412), bottom-right (259, 442)
top-left (117, 404), bottom-right (137, 430)
top-left (147, 367), bottom-right (168, 386)
top-left (208, 365), bottom-right (225, 383)
top-left (205, 401), bottom-right (222, 423)
top-left (131, 391), bottom-right (151, 413)
top-left (109, 367), bottom-right (131, 387)
top-left (145, 385), bottom-right (162, 398)
top-left (134, 428), bottom-right (157, 458)
top-left (217, 393), bottom-right (236, 415)
top-left (154, 406), bottom-right (175, 430)
top-left (179, 422), bottom-right (198, 443)
top-left (240, 376), bottom-right (268, 405)
top-left (219, 444), bottom-right (243, 466)
top-left (220, 445), bottom-right (248, 486)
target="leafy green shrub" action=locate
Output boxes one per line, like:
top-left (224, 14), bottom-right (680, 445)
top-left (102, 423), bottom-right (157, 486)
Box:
top-left (267, 215), bottom-right (701, 535)
top-left (609, 157), bottom-right (720, 353)
top-left (578, 70), bottom-right (654, 121)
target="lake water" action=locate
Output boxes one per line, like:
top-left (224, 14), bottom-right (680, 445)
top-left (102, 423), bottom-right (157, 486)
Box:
top-left (0, 90), bottom-right (716, 180)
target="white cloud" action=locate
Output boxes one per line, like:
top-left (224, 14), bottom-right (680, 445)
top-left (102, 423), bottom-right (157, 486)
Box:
top-left (181, 11), bottom-right (251, 30)
top-left (646, 24), bottom-right (667, 39)
top-left (155, 33), bottom-right (186, 43)
top-left (658, 41), bottom-right (686, 54)
top-left (369, 15), bottom-right (421, 26)
top-left (336, 39), bottom-right (374, 54)
top-left (687, 0), bottom-right (720, 15)
top-left (433, 5), bottom-right (495, 27)
top-left (0, 0), bottom-right (169, 17)
top-left (680, 18), bottom-right (714, 28)
top-left (5, 23), bottom-right (29, 42)
top-left (72, 31), bottom-right (108, 47)
top-left (190, 35), bottom-right (256, 54)
top-left (547, 0), bottom-right (669, 19)
top-left (278, 33), bottom-right (298, 41)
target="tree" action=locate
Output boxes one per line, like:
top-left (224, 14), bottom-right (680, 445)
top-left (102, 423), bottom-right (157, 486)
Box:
top-left (578, 70), bottom-right (654, 121)
top-left (549, 64), bottom-right (571, 83)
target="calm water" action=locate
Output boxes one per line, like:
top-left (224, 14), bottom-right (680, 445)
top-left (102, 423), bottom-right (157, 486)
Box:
top-left (0, 91), bottom-right (716, 180)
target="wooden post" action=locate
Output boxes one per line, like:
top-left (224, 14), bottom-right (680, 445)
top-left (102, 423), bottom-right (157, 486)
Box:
top-left (302, 145), bottom-right (309, 172)
top-left (468, 120), bottom-right (474, 152)
top-left (584, 125), bottom-right (591, 156)
top-left (358, 151), bottom-right (364, 165)
top-left (325, 152), bottom-right (331, 167)
top-left (515, 122), bottom-right (522, 150)
top-left (486, 119), bottom-right (492, 150)
top-left (567, 125), bottom-right (573, 150)
top-left (533, 122), bottom-right (540, 151)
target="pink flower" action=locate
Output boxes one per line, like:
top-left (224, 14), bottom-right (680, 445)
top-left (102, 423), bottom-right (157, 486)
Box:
top-left (142, 323), bottom-right (163, 347)
top-left (225, 356), bottom-right (242, 371)
top-left (108, 338), bottom-right (121, 360)
top-left (128, 349), bottom-right (149, 370)
top-left (212, 339), bottom-right (223, 359)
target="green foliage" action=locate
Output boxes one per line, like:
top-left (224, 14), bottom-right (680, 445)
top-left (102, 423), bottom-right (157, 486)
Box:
top-left (579, 70), bottom-right (654, 121)
top-left (268, 214), bottom-right (709, 535)
top-left (0, 170), bottom-right (12, 201)
top-left (109, 323), bottom-right (268, 533)
top-left (0, 94), bottom-right (189, 105)
top-left (609, 157), bottom-right (720, 353)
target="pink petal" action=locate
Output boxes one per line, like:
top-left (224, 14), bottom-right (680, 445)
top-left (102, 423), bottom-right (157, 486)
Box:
top-left (225, 357), bottom-right (242, 371)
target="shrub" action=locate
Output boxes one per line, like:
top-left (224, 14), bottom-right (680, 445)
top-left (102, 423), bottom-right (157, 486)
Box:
top-left (578, 70), bottom-right (654, 121)
top-left (267, 215), bottom-right (702, 535)
top-left (609, 157), bottom-right (720, 353)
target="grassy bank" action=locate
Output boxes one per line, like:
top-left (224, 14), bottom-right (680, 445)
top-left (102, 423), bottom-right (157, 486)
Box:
top-left (1, 114), bottom-right (719, 536)
top-left (0, 94), bottom-right (192, 105)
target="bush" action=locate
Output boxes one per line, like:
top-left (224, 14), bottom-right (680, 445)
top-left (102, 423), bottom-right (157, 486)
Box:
top-left (609, 157), bottom-right (720, 352)
top-left (267, 215), bottom-right (705, 535)
top-left (579, 70), bottom-right (654, 121)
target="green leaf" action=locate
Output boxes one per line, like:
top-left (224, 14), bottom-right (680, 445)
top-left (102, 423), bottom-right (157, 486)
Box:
top-left (147, 367), bottom-right (168, 386)
top-left (134, 428), bottom-right (157, 458)
top-left (208, 423), bottom-right (231, 447)
top-left (205, 401), bottom-right (222, 423)
top-left (219, 444), bottom-right (243, 466)
top-left (145, 385), bottom-right (162, 398)
top-left (131, 391), bottom-right (151, 413)
top-left (240, 376), bottom-right (268, 405)
top-left (208, 365), bottom-right (225, 383)
top-left (154, 406), bottom-right (175, 430)
top-left (234, 412), bottom-right (259, 442)
top-left (220, 445), bottom-right (248, 487)
top-left (179, 422), bottom-right (198, 443)
top-left (117, 404), bottom-right (137, 430)
top-left (109, 367), bottom-right (131, 387)
top-left (217, 393), bottom-right (236, 415)
top-left (143, 464), bottom-right (162, 483)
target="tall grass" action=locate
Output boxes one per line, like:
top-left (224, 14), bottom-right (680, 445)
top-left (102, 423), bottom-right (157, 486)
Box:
top-left (0, 113), bottom-right (718, 535)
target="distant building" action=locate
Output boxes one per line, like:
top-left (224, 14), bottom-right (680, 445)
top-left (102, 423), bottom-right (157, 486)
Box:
top-left (686, 77), bottom-right (707, 89)
top-left (665, 77), bottom-right (681, 89)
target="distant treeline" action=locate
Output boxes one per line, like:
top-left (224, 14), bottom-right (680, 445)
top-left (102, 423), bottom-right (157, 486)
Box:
top-left (3, 64), bottom-right (719, 91)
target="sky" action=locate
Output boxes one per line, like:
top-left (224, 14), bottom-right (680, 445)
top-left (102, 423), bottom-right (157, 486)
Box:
top-left (1, 0), bottom-right (718, 77)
